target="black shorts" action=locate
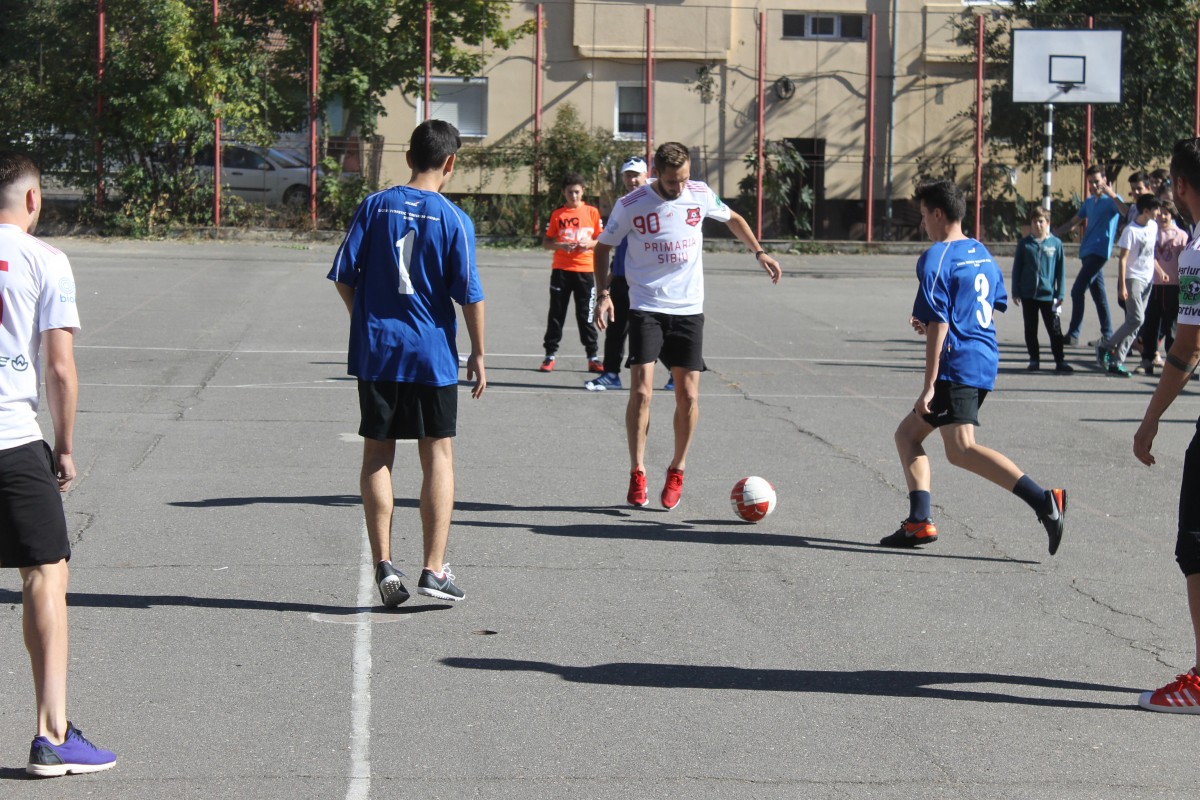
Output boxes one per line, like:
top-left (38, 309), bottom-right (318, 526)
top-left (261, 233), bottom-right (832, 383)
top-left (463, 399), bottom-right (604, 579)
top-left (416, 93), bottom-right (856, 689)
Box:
top-left (1176, 420), bottom-right (1200, 576)
top-left (358, 380), bottom-right (457, 440)
top-left (627, 310), bottom-right (706, 371)
top-left (920, 380), bottom-right (988, 428)
top-left (0, 441), bottom-right (70, 569)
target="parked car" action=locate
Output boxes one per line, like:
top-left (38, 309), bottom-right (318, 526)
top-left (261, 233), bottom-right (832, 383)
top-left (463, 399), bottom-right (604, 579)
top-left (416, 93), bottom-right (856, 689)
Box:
top-left (194, 143), bottom-right (315, 206)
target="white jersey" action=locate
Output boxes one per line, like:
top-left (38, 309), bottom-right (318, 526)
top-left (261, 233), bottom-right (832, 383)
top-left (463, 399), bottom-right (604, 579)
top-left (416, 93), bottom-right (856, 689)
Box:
top-left (597, 180), bottom-right (732, 314)
top-left (0, 224), bottom-right (81, 450)
top-left (1117, 218), bottom-right (1158, 284)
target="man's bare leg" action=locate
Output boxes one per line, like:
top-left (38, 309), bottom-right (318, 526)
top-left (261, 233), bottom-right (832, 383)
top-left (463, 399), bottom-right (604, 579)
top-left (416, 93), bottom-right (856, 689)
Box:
top-left (894, 411), bottom-right (935, 493)
top-left (939, 422), bottom-right (1024, 489)
top-left (626, 363), bottom-right (655, 472)
top-left (360, 437), bottom-right (397, 565)
top-left (669, 367), bottom-right (701, 471)
top-left (418, 436), bottom-right (454, 571)
top-left (21, 561), bottom-right (69, 743)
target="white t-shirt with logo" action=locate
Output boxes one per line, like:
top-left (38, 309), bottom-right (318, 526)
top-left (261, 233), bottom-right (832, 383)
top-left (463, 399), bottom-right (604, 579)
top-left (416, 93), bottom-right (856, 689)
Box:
top-left (597, 180), bottom-right (732, 314)
top-left (1117, 218), bottom-right (1159, 284)
top-left (0, 224), bottom-right (81, 450)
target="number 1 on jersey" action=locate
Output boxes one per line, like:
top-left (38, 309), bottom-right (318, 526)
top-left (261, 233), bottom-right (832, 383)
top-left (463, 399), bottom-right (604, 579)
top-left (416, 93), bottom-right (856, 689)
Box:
top-left (395, 231), bottom-right (416, 295)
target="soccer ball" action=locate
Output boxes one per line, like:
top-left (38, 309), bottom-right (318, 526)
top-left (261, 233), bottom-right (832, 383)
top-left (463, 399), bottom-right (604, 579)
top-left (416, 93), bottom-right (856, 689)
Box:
top-left (730, 476), bottom-right (776, 522)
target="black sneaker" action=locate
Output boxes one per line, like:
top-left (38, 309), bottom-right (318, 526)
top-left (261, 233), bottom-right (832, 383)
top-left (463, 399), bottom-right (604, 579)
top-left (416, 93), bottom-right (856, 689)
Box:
top-left (1055, 361), bottom-right (1075, 374)
top-left (1040, 489), bottom-right (1067, 556)
top-left (879, 519), bottom-right (938, 547)
top-left (26, 723), bottom-right (116, 777)
top-left (1027, 360), bottom-right (1041, 371)
top-left (418, 564), bottom-right (465, 601)
top-left (375, 560), bottom-right (410, 608)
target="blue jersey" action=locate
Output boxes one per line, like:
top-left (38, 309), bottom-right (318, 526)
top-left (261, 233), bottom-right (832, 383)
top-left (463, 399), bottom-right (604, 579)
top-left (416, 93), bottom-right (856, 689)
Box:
top-left (612, 238), bottom-right (629, 278)
top-left (328, 186), bottom-right (484, 385)
top-left (1077, 193), bottom-right (1124, 259)
top-left (911, 239), bottom-right (1008, 391)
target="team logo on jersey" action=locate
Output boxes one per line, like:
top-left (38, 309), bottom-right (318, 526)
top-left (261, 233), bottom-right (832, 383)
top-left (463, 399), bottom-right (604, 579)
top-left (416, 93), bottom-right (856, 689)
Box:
top-left (0, 355), bottom-right (29, 371)
top-left (1181, 274), bottom-right (1200, 306)
top-left (58, 279), bottom-right (75, 303)
top-left (686, 208), bottom-right (701, 227)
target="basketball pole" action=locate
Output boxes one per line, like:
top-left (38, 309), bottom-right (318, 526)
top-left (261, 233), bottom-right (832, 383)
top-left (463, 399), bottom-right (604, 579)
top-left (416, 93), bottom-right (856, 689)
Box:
top-left (1042, 103), bottom-right (1053, 212)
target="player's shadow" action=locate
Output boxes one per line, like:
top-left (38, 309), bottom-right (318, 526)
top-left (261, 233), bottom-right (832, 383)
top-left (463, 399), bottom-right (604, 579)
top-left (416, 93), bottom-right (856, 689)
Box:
top-left (454, 516), bottom-right (1040, 565)
top-left (439, 658), bottom-right (1134, 711)
top-left (0, 589), bottom-right (451, 617)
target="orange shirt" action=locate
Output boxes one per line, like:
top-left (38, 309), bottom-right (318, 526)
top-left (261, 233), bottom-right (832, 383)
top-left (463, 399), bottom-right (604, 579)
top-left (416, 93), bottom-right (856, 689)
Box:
top-left (546, 204), bottom-right (603, 272)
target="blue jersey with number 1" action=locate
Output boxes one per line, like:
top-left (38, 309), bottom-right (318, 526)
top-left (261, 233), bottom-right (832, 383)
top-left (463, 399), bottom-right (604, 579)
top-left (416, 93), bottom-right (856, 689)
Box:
top-left (911, 238), bottom-right (1008, 391)
top-left (328, 186), bottom-right (484, 385)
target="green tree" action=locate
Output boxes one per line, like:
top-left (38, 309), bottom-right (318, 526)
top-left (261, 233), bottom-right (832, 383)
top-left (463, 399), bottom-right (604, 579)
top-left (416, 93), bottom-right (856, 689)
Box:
top-left (737, 140), bottom-right (813, 238)
top-left (0, 0), bottom-right (529, 233)
top-left (964, 1), bottom-right (1200, 180)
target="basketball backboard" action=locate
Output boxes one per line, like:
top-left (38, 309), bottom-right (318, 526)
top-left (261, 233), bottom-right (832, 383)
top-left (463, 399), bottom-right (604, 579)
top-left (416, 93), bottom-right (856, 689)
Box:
top-left (1011, 29), bottom-right (1123, 104)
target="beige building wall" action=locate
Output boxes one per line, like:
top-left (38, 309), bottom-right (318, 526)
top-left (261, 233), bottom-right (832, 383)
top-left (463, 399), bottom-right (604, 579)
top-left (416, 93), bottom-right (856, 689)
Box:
top-left (371, 1), bottom-right (1062, 238)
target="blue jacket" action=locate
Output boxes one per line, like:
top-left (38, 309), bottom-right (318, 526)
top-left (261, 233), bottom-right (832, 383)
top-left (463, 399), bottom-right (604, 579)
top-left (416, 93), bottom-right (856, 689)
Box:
top-left (1011, 234), bottom-right (1065, 302)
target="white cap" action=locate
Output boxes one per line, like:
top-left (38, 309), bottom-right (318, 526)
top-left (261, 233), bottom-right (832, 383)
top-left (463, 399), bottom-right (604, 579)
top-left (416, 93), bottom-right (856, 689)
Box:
top-left (620, 156), bottom-right (648, 175)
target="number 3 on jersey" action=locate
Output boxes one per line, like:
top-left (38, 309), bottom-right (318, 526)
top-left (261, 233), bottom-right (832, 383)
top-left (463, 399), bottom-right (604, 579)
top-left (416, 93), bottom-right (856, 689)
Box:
top-left (974, 273), bottom-right (993, 329)
top-left (395, 231), bottom-right (416, 295)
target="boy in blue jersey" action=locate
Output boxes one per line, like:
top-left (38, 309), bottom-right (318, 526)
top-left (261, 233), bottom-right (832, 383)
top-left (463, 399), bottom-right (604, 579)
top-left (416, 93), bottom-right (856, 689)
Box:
top-left (882, 180), bottom-right (1066, 554)
top-left (328, 120), bottom-right (486, 607)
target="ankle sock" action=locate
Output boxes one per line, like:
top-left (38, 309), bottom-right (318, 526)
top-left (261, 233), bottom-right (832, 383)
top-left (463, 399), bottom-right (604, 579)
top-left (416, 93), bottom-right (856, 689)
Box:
top-left (907, 490), bottom-right (931, 523)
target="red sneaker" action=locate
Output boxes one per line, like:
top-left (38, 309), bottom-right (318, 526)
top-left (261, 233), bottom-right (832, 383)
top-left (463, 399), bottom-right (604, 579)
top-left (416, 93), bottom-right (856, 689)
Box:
top-left (1139, 668), bottom-right (1200, 714)
top-left (627, 469), bottom-right (648, 507)
top-left (538, 357), bottom-right (555, 372)
top-left (588, 358), bottom-right (604, 373)
top-left (879, 519), bottom-right (938, 547)
top-left (661, 467), bottom-right (684, 510)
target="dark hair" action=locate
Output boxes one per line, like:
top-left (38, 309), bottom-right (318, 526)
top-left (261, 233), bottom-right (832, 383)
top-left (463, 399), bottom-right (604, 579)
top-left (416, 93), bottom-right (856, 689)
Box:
top-left (1170, 138), bottom-right (1200, 194)
top-left (1129, 169), bottom-right (1150, 186)
top-left (1160, 199), bottom-right (1179, 218)
top-left (408, 119), bottom-right (461, 172)
top-left (0, 151), bottom-right (40, 195)
top-left (1027, 205), bottom-right (1049, 222)
top-left (913, 179), bottom-right (965, 223)
top-left (1151, 168), bottom-right (1169, 182)
top-left (561, 172), bottom-right (585, 190)
top-left (1135, 193), bottom-right (1161, 214)
top-left (1086, 164), bottom-right (1106, 178)
top-left (653, 142), bottom-right (690, 172)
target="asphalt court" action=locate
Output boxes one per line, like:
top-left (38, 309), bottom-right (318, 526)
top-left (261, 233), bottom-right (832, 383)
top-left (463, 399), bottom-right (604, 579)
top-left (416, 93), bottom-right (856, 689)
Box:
top-left (0, 238), bottom-right (1198, 798)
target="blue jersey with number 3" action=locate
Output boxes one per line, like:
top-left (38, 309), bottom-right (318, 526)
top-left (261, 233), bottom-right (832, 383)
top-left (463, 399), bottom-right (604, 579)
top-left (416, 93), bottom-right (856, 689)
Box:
top-left (911, 239), bottom-right (1007, 391)
top-left (328, 186), bottom-right (483, 385)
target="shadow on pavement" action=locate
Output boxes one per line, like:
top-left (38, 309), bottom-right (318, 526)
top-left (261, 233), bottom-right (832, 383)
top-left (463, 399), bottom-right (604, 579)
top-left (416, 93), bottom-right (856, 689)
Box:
top-left (455, 516), bottom-right (1040, 565)
top-left (0, 589), bottom-right (450, 617)
top-left (440, 657), bottom-right (1135, 710)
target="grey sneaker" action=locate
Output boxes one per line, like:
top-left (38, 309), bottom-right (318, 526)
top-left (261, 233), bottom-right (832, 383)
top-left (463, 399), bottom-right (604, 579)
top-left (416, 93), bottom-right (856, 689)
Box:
top-left (375, 561), bottom-right (410, 608)
top-left (418, 564), bottom-right (465, 601)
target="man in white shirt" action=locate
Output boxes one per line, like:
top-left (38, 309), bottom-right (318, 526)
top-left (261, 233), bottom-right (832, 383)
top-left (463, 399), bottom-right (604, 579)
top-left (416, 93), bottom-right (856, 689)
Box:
top-left (594, 142), bottom-right (781, 510)
top-left (1098, 193), bottom-right (1162, 376)
top-left (0, 151), bottom-right (115, 776)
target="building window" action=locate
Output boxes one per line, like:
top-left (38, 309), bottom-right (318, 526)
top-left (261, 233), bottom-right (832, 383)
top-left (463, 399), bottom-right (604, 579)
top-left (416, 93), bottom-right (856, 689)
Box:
top-left (781, 13), bottom-right (867, 41)
top-left (615, 85), bottom-right (646, 141)
top-left (419, 77), bottom-right (487, 138)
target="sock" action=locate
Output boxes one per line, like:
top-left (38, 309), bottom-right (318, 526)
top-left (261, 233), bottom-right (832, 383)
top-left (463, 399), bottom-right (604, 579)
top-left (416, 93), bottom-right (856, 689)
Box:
top-left (1013, 475), bottom-right (1056, 518)
top-left (907, 490), bottom-right (931, 523)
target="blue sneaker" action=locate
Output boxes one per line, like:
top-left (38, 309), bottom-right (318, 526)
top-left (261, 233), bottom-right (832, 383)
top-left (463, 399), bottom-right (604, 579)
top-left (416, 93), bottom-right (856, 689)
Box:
top-left (663, 377), bottom-right (675, 391)
top-left (27, 724), bottom-right (116, 777)
top-left (585, 372), bottom-right (622, 391)
top-left (418, 564), bottom-right (465, 601)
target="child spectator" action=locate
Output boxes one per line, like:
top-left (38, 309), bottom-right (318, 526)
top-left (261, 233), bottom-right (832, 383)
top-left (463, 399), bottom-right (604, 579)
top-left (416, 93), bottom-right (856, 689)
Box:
top-left (1096, 193), bottom-right (1161, 376)
top-left (540, 173), bottom-right (603, 372)
top-left (1137, 199), bottom-right (1188, 375)
top-left (1012, 206), bottom-right (1072, 372)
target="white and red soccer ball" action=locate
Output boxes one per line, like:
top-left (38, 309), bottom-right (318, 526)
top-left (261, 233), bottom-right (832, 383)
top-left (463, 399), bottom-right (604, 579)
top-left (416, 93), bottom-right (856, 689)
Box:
top-left (730, 476), bottom-right (776, 522)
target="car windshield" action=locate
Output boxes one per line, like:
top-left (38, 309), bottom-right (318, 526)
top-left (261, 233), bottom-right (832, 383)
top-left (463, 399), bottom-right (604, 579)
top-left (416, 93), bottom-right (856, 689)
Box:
top-left (268, 149), bottom-right (307, 168)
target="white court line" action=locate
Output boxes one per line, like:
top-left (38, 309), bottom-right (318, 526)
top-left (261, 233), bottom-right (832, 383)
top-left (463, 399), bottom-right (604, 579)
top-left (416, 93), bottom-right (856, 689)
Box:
top-left (345, 526), bottom-right (373, 800)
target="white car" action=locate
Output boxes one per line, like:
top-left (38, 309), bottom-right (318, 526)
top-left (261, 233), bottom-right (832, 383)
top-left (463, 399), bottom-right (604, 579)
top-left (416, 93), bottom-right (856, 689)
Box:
top-left (195, 144), bottom-right (315, 206)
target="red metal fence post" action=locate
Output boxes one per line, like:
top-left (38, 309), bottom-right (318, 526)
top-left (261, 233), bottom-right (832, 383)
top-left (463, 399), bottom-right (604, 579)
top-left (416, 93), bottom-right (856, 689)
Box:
top-left (973, 15), bottom-right (984, 239)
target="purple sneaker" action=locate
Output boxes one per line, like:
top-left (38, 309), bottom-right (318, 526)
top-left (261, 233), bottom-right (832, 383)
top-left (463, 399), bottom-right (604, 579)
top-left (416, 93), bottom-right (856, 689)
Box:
top-left (27, 723), bottom-right (116, 777)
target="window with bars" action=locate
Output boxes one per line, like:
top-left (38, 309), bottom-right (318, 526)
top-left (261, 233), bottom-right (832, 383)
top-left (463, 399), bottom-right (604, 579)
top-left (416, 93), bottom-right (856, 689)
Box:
top-left (781, 13), bottom-right (867, 41)
top-left (419, 78), bottom-right (488, 138)
top-left (615, 85), bottom-right (647, 140)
